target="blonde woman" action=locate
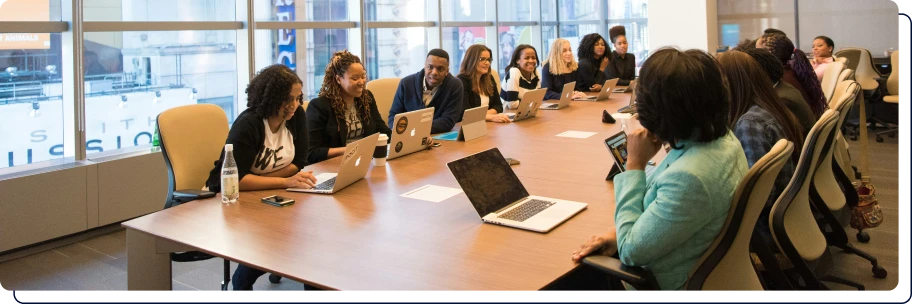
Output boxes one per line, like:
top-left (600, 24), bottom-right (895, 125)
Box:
top-left (542, 38), bottom-right (587, 100)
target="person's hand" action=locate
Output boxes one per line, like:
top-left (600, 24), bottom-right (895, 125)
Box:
top-left (589, 84), bottom-right (603, 92)
top-left (486, 113), bottom-right (512, 123)
top-left (571, 91), bottom-right (587, 99)
top-left (626, 128), bottom-right (663, 171)
top-left (571, 228), bottom-right (618, 263)
top-left (285, 170), bottom-right (317, 188)
top-left (599, 56), bottom-right (610, 70)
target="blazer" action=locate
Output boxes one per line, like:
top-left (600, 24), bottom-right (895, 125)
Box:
top-left (306, 91), bottom-right (393, 164)
top-left (541, 62), bottom-right (579, 100)
top-left (457, 73), bottom-right (504, 114)
top-left (613, 131), bottom-right (748, 290)
top-left (575, 57), bottom-right (606, 91)
top-left (605, 51), bottom-right (636, 86)
top-left (388, 69), bottom-right (465, 134)
top-left (205, 106), bottom-right (309, 192)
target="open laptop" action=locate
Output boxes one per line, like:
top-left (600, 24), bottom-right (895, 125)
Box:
top-left (573, 78), bottom-right (619, 101)
top-left (540, 81), bottom-right (576, 110)
top-left (505, 88), bottom-right (546, 122)
top-left (612, 79), bottom-right (637, 93)
top-left (604, 131), bottom-right (657, 180)
top-left (617, 80), bottom-right (638, 114)
top-left (447, 148), bottom-right (588, 233)
top-left (388, 107), bottom-right (434, 160)
top-left (287, 133), bottom-right (379, 194)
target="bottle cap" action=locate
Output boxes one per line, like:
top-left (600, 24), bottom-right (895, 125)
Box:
top-left (225, 144), bottom-right (233, 152)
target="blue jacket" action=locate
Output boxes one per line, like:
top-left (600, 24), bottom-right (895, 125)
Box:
top-left (388, 69), bottom-right (464, 134)
top-left (613, 131), bottom-right (748, 290)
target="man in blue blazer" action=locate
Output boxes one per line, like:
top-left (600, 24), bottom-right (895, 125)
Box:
top-left (388, 49), bottom-right (465, 134)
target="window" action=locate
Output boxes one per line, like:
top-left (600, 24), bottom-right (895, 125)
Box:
top-left (84, 0), bottom-right (236, 21)
top-left (607, 0), bottom-right (648, 66)
top-left (366, 28), bottom-right (431, 79)
top-left (443, 26), bottom-right (489, 73)
top-left (254, 29), bottom-right (356, 101)
top-left (254, 0), bottom-right (350, 21)
top-left (442, 0), bottom-right (487, 21)
top-left (366, 0), bottom-right (432, 22)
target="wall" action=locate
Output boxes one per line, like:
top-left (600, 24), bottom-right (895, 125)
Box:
top-left (648, 0), bottom-right (717, 52)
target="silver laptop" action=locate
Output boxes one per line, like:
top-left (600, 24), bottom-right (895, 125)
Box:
top-left (447, 148), bottom-right (588, 233)
top-left (540, 81), bottom-right (576, 110)
top-left (459, 105), bottom-right (488, 141)
top-left (286, 133), bottom-right (379, 194)
top-left (388, 107), bottom-right (434, 160)
top-left (505, 88), bottom-right (546, 122)
top-left (613, 79), bottom-right (637, 93)
top-left (617, 80), bottom-right (638, 114)
top-left (573, 78), bottom-right (619, 101)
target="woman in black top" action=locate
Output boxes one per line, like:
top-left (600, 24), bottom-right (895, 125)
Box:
top-left (205, 64), bottom-right (317, 290)
top-left (457, 44), bottom-right (510, 123)
top-left (605, 25), bottom-right (636, 86)
top-left (541, 38), bottom-right (586, 100)
top-left (575, 33), bottom-right (610, 92)
top-left (307, 50), bottom-right (392, 164)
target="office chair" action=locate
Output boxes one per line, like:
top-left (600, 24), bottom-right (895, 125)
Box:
top-left (583, 140), bottom-right (794, 290)
top-left (820, 61), bottom-right (846, 103)
top-left (491, 69), bottom-right (502, 94)
top-left (876, 50), bottom-right (898, 142)
top-left (158, 104), bottom-right (283, 290)
top-left (365, 78), bottom-right (401, 125)
top-left (769, 110), bottom-right (866, 290)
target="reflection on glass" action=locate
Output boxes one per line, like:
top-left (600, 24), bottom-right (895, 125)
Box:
top-left (443, 27), bottom-right (488, 72)
top-left (256, 29), bottom-right (352, 101)
top-left (366, 28), bottom-right (429, 79)
top-left (254, 0), bottom-right (349, 21)
top-left (84, 31), bottom-right (237, 156)
top-left (558, 0), bottom-right (600, 21)
top-left (498, 0), bottom-right (533, 21)
top-left (84, 0), bottom-right (236, 21)
top-left (366, 0), bottom-right (430, 22)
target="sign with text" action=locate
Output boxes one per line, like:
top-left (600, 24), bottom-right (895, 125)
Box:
top-left (0, 0), bottom-right (51, 50)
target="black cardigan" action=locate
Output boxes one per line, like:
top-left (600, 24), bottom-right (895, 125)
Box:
top-left (576, 57), bottom-right (606, 91)
top-left (206, 106), bottom-right (309, 192)
top-left (541, 62), bottom-right (579, 100)
top-left (457, 74), bottom-right (503, 115)
top-left (306, 91), bottom-right (392, 164)
top-left (605, 51), bottom-right (636, 86)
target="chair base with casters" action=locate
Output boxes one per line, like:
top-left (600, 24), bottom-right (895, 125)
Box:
top-left (809, 185), bottom-right (887, 279)
top-left (875, 96), bottom-right (898, 142)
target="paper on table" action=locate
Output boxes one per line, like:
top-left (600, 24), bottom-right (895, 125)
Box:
top-left (556, 131), bottom-right (597, 139)
top-left (400, 185), bottom-right (464, 203)
top-left (611, 113), bottom-right (633, 120)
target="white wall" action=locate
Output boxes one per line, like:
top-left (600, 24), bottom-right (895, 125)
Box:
top-left (648, 0), bottom-right (718, 52)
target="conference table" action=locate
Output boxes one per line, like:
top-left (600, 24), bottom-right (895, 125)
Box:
top-left (123, 88), bottom-right (659, 290)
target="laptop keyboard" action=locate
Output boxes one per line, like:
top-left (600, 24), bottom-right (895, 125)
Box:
top-left (497, 199), bottom-right (556, 222)
top-left (313, 177), bottom-right (336, 191)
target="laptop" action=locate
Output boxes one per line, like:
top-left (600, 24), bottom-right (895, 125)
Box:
top-left (573, 78), bottom-right (619, 101)
top-left (287, 133), bottom-right (379, 194)
top-left (540, 81), bottom-right (576, 110)
top-left (617, 80), bottom-right (638, 114)
top-left (612, 79), bottom-right (637, 93)
top-left (447, 148), bottom-right (588, 233)
top-left (604, 131), bottom-right (657, 180)
top-left (458, 105), bottom-right (488, 141)
top-left (505, 88), bottom-right (546, 122)
top-left (388, 107), bottom-right (434, 160)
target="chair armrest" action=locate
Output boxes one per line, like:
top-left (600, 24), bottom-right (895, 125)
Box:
top-left (173, 189), bottom-right (216, 200)
top-left (582, 255), bottom-right (661, 290)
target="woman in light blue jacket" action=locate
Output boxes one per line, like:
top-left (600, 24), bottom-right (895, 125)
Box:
top-left (572, 48), bottom-right (748, 290)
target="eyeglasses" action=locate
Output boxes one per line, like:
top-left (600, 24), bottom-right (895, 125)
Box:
top-left (477, 58), bottom-right (493, 63)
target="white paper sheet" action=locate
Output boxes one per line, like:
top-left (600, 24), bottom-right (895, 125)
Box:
top-left (400, 185), bottom-right (464, 203)
top-left (556, 131), bottom-right (598, 139)
top-left (611, 113), bottom-right (633, 120)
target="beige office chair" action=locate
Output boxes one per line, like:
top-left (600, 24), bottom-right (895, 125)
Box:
top-left (769, 110), bottom-right (867, 290)
top-left (584, 140), bottom-right (794, 290)
top-left (876, 50), bottom-right (898, 142)
top-left (491, 69), bottom-right (502, 94)
top-left (835, 57), bottom-right (847, 64)
top-left (366, 78), bottom-right (401, 125)
top-left (837, 68), bottom-right (854, 83)
top-left (820, 61), bottom-right (845, 103)
top-left (830, 81), bottom-right (861, 188)
top-left (834, 48), bottom-right (881, 91)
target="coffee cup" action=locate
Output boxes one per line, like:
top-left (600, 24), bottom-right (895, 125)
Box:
top-left (373, 134), bottom-right (389, 166)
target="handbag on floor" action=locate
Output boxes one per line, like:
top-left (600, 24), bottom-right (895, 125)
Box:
top-left (851, 90), bottom-right (884, 230)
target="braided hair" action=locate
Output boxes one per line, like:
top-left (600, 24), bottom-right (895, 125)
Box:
top-left (246, 64), bottom-right (303, 119)
top-left (761, 33), bottom-right (826, 116)
top-left (319, 50), bottom-right (373, 132)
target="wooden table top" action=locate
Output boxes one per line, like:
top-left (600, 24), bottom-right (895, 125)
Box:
top-left (123, 89), bottom-right (657, 290)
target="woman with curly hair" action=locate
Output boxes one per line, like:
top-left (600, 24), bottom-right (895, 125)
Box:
top-left (205, 64), bottom-right (317, 290)
top-left (575, 33), bottom-right (610, 92)
top-left (306, 50), bottom-right (392, 164)
top-left (605, 25), bottom-right (636, 86)
top-left (759, 33), bottom-right (827, 117)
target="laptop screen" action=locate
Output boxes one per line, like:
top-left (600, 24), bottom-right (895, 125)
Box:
top-left (447, 148), bottom-right (530, 216)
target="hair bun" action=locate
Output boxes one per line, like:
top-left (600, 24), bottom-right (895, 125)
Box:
top-left (609, 26), bottom-right (626, 42)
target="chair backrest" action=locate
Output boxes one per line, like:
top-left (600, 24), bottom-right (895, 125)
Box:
top-left (365, 77), bottom-right (401, 125)
top-left (491, 69), bottom-right (502, 95)
top-left (835, 57), bottom-right (847, 64)
top-left (835, 49), bottom-right (860, 72)
top-left (837, 68), bottom-right (854, 83)
top-left (686, 140), bottom-right (794, 290)
top-left (157, 104), bottom-right (230, 199)
top-left (829, 80), bottom-right (861, 124)
top-left (887, 50), bottom-right (899, 95)
top-left (814, 83), bottom-right (858, 212)
top-left (769, 110), bottom-right (839, 282)
top-left (835, 48), bottom-right (880, 90)
top-left (820, 61), bottom-right (845, 103)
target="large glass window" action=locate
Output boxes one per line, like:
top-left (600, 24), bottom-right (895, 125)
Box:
top-left (442, 0), bottom-right (486, 21)
top-left (607, 0), bottom-right (648, 66)
top-left (443, 26), bottom-right (488, 73)
top-left (254, 0), bottom-right (350, 21)
top-left (255, 28), bottom-right (355, 101)
top-left (84, 0), bottom-right (236, 21)
top-left (366, 0), bottom-right (431, 22)
top-left (366, 28), bottom-right (430, 79)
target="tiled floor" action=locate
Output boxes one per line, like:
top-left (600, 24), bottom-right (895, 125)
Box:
top-left (0, 131), bottom-right (900, 291)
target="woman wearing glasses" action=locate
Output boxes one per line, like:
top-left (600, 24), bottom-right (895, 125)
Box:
top-left (458, 44), bottom-right (510, 123)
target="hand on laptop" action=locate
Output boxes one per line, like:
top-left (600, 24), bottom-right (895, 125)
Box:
top-left (571, 228), bottom-right (618, 263)
top-left (626, 129), bottom-right (663, 172)
top-left (589, 84), bottom-right (602, 92)
top-left (285, 170), bottom-right (317, 188)
top-left (571, 91), bottom-right (587, 99)
top-left (486, 113), bottom-right (512, 123)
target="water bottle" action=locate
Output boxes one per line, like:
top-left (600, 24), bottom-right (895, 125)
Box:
top-left (221, 144), bottom-right (239, 204)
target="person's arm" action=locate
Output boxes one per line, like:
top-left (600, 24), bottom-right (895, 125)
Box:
top-left (613, 168), bottom-right (714, 266)
top-left (306, 98), bottom-right (332, 164)
top-left (430, 78), bottom-right (464, 134)
top-left (734, 117), bottom-right (775, 168)
top-left (576, 60), bottom-right (596, 91)
top-left (388, 80), bottom-right (408, 129)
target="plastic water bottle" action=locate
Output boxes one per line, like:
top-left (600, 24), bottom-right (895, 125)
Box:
top-left (221, 144), bottom-right (239, 204)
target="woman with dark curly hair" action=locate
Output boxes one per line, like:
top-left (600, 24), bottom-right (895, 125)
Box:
top-left (306, 50), bottom-right (392, 164)
top-left (760, 33), bottom-right (827, 117)
top-left (205, 64), bottom-right (317, 290)
top-left (605, 25), bottom-right (636, 86)
top-left (575, 33), bottom-right (610, 92)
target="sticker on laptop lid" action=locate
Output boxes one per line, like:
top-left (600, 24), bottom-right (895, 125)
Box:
top-left (420, 111), bottom-right (433, 123)
top-left (342, 145), bottom-right (359, 163)
top-left (395, 141), bottom-right (403, 153)
top-left (396, 117), bottom-right (408, 134)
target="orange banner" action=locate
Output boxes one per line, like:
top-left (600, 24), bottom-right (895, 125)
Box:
top-left (0, 0), bottom-right (51, 50)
